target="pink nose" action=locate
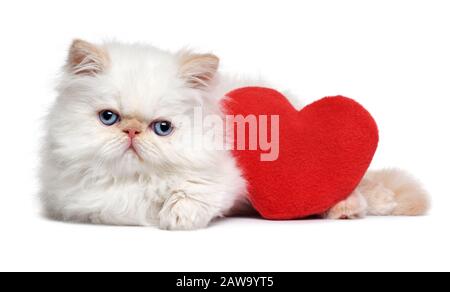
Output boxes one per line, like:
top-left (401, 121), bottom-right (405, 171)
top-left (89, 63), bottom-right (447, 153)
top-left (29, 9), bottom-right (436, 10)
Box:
top-left (123, 128), bottom-right (141, 139)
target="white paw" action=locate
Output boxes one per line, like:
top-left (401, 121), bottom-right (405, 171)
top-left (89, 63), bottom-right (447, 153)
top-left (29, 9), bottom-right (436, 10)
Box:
top-left (324, 190), bottom-right (368, 219)
top-left (158, 192), bottom-right (214, 230)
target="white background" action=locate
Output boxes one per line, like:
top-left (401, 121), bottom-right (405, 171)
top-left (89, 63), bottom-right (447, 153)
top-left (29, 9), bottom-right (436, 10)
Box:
top-left (0, 0), bottom-right (449, 272)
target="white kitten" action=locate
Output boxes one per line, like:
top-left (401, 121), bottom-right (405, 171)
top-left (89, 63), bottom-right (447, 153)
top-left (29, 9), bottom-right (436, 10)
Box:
top-left (39, 40), bottom-right (429, 230)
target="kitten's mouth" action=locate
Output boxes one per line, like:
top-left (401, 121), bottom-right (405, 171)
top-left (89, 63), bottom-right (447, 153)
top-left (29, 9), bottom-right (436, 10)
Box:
top-left (126, 143), bottom-right (143, 160)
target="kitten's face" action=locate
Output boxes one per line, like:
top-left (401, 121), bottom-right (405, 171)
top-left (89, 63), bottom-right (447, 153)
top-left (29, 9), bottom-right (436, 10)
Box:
top-left (51, 40), bottom-right (220, 176)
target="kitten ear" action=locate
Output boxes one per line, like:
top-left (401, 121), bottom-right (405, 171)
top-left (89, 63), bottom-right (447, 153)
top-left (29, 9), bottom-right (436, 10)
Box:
top-left (67, 39), bottom-right (110, 76)
top-left (178, 52), bottom-right (220, 89)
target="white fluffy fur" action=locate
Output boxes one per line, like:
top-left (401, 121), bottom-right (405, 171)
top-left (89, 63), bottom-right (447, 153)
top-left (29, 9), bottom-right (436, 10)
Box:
top-left (40, 40), bottom-right (429, 230)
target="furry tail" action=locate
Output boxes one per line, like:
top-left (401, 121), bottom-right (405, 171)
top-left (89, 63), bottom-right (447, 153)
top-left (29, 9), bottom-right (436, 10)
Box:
top-left (358, 169), bottom-right (430, 216)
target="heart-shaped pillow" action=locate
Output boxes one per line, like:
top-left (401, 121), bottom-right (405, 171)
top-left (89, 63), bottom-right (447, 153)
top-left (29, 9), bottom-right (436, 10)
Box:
top-left (224, 87), bottom-right (378, 220)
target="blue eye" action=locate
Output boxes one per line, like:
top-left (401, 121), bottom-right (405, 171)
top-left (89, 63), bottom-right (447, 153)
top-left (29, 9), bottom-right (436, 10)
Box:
top-left (99, 110), bottom-right (120, 126)
top-left (152, 121), bottom-right (174, 136)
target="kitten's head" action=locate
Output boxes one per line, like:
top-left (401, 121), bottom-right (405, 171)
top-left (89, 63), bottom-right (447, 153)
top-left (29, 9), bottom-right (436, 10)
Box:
top-left (49, 40), bottom-right (221, 177)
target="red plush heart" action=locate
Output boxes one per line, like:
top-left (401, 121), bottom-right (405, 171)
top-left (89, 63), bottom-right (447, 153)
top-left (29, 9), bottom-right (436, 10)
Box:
top-left (224, 87), bottom-right (379, 220)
